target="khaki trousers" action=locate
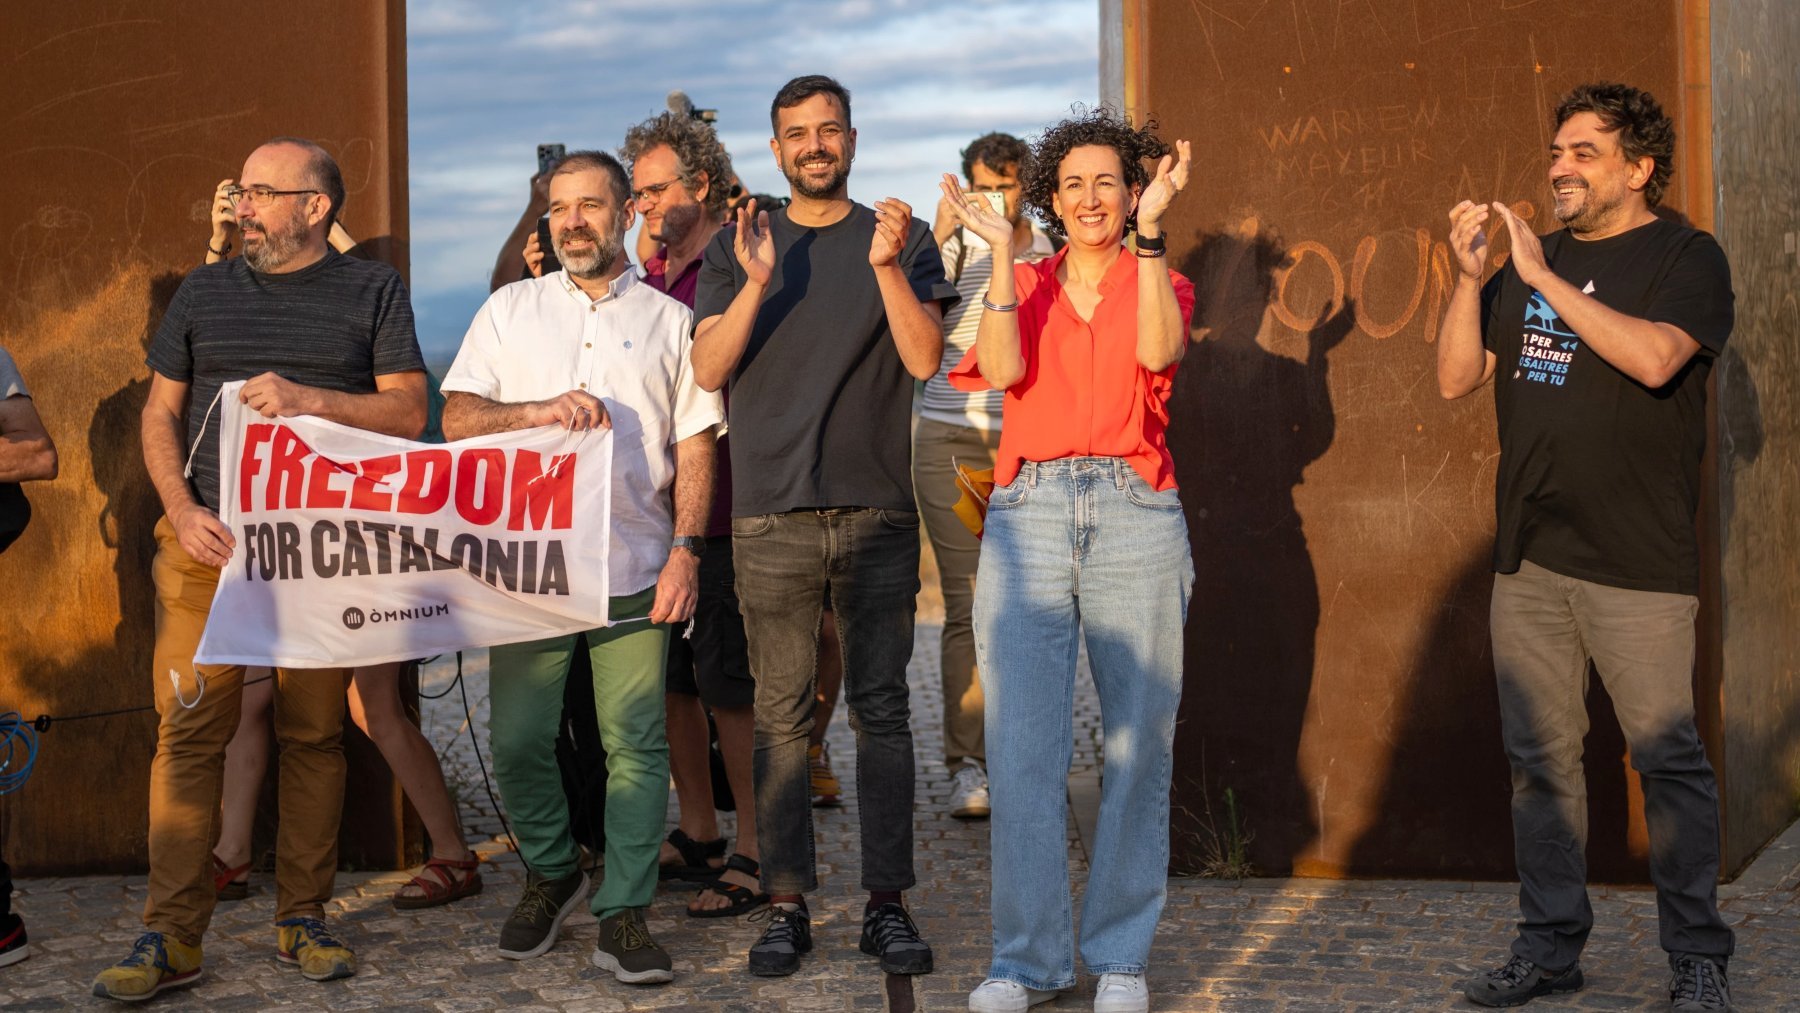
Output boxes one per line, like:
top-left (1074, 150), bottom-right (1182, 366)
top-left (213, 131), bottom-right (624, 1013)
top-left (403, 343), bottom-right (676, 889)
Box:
top-left (912, 417), bottom-right (1001, 766)
top-left (145, 516), bottom-right (350, 946)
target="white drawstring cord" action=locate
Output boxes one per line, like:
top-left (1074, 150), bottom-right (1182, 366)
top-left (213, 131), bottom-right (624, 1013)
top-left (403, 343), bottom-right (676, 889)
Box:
top-left (182, 387), bottom-right (227, 479)
top-left (169, 668), bottom-right (205, 709)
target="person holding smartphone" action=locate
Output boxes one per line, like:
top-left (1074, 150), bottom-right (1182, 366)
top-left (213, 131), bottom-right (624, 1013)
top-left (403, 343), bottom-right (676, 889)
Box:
top-left (917, 132), bottom-right (1060, 823)
top-left (943, 110), bottom-right (1195, 1013)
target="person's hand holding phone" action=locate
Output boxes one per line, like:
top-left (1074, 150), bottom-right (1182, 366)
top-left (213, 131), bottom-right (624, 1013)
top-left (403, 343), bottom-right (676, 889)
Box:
top-left (210, 178), bottom-right (238, 253)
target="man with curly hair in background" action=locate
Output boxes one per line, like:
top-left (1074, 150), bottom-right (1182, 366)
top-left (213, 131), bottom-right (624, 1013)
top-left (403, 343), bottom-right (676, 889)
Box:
top-left (1438, 83), bottom-right (1737, 1011)
top-left (619, 111), bottom-right (770, 918)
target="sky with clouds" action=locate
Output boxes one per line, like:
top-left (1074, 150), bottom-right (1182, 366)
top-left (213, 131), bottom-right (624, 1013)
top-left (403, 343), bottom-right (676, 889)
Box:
top-left (405, 0), bottom-right (1100, 363)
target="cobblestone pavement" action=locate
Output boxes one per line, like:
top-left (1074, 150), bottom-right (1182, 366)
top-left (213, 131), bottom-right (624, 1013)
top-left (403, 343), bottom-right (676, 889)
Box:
top-left (5, 623), bottom-right (1798, 1011)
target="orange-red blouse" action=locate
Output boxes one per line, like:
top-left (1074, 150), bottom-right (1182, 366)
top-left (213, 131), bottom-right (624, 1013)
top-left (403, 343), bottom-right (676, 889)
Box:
top-left (948, 246), bottom-right (1196, 490)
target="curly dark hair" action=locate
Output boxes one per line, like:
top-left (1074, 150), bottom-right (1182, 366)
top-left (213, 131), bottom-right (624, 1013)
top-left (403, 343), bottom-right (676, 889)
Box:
top-left (619, 111), bottom-right (737, 220)
top-left (961, 132), bottom-right (1028, 181)
top-left (1553, 82), bottom-right (1675, 207)
top-left (1019, 108), bottom-right (1168, 238)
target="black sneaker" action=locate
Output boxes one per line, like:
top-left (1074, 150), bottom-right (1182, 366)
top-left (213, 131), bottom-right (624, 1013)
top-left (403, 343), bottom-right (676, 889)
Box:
top-left (1463, 955), bottom-right (1583, 1007)
top-left (747, 904), bottom-right (812, 976)
top-left (859, 902), bottom-right (933, 974)
top-left (497, 868), bottom-right (589, 960)
top-left (0, 914), bottom-right (28, 968)
top-left (1669, 955), bottom-right (1731, 1011)
top-left (592, 908), bottom-right (673, 984)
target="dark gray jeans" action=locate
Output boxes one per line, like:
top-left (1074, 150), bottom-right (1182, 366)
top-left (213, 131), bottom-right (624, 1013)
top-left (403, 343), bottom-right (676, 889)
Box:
top-left (1491, 560), bottom-right (1734, 969)
top-left (732, 507), bottom-right (921, 895)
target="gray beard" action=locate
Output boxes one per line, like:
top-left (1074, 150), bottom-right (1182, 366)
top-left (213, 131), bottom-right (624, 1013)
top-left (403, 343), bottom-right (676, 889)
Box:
top-left (556, 231), bottom-right (623, 278)
top-left (242, 222), bottom-right (307, 272)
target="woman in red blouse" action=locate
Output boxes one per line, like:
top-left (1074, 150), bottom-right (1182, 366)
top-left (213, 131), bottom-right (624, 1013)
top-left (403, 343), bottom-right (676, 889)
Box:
top-left (945, 111), bottom-right (1196, 1013)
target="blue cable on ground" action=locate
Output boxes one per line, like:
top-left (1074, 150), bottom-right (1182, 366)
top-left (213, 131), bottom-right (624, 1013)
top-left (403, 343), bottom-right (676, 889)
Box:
top-left (0, 710), bottom-right (39, 795)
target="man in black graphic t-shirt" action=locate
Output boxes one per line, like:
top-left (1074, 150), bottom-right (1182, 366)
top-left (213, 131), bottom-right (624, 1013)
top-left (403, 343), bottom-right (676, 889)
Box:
top-left (1437, 84), bottom-right (1735, 1011)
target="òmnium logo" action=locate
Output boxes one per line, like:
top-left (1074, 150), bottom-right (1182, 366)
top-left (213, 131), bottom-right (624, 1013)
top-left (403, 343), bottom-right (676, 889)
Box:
top-left (342, 607), bottom-right (366, 630)
top-left (369, 603), bottom-right (452, 624)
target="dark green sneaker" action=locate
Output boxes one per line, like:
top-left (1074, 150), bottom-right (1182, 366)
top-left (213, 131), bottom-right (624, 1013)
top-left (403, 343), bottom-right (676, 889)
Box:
top-left (591, 908), bottom-right (673, 984)
top-left (497, 868), bottom-right (588, 960)
top-left (1669, 955), bottom-right (1731, 1011)
top-left (1464, 955), bottom-right (1583, 1007)
top-left (746, 904), bottom-right (811, 976)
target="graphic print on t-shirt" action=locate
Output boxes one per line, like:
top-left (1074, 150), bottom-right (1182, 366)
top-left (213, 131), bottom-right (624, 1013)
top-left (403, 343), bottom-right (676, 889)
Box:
top-left (1510, 280), bottom-right (1592, 386)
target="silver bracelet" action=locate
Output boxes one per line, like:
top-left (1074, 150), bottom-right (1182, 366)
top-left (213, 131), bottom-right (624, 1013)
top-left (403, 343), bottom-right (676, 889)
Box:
top-left (982, 296), bottom-right (1018, 312)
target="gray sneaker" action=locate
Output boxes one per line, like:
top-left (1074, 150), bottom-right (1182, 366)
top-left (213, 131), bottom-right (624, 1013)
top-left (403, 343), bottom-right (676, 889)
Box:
top-left (1669, 955), bottom-right (1731, 1011)
top-left (951, 761), bottom-right (990, 820)
top-left (497, 868), bottom-right (589, 960)
top-left (592, 908), bottom-right (673, 984)
top-left (1463, 955), bottom-right (1583, 1007)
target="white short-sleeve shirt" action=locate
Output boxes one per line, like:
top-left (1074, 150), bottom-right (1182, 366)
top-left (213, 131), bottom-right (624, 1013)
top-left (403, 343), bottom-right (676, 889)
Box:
top-left (441, 269), bottom-right (724, 597)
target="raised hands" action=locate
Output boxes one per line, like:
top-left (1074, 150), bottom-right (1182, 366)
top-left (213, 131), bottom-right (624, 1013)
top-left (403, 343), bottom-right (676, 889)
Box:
top-left (733, 197), bottom-right (775, 285)
top-left (1492, 202), bottom-right (1548, 287)
top-left (210, 178), bottom-right (238, 252)
top-left (1447, 201), bottom-right (1491, 280)
top-left (1135, 139), bottom-right (1191, 232)
top-left (523, 229), bottom-right (546, 278)
top-left (937, 174), bottom-right (1013, 251)
top-left (870, 197), bottom-right (914, 267)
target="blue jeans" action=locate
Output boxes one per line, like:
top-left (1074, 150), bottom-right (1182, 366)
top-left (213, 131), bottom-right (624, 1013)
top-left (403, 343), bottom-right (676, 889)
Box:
top-left (732, 507), bottom-right (922, 895)
top-left (974, 458), bottom-right (1194, 990)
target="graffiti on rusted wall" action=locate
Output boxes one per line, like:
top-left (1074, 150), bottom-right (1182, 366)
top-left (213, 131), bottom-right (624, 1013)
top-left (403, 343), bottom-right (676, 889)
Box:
top-left (0, 4), bottom-right (411, 874)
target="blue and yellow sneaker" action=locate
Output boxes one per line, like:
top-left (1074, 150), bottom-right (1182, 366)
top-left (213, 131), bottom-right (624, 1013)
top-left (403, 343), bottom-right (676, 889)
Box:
top-left (275, 916), bottom-right (356, 982)
top-left (91, 932), bottom-right (203, 1002)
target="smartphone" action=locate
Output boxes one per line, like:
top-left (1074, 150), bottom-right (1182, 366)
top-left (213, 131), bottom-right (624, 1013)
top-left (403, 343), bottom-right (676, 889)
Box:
top-left (536, 143), bottom-right (566, 177)
top-left (535, 217), bottom-right (562, 276)
top-left (980, 191), bottom-right (1006, 216)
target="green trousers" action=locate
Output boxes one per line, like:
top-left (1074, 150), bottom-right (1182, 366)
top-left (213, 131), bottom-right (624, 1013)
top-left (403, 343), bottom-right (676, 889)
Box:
top-left (488, 588), bottom-right (668, 918)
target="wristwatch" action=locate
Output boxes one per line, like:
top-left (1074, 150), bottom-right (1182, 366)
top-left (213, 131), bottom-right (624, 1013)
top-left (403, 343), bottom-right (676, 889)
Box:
top-left (672, 536), bottom-right (706, 559)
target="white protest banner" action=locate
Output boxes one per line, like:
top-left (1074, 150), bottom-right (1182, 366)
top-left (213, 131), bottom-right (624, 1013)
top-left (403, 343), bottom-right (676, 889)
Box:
top-left (194, 380), bottom-right (612, 668)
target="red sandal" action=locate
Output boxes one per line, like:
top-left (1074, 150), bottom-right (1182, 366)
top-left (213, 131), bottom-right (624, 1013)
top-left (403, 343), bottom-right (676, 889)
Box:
top-left (212, 853), bottom-right (251, 902)
top-left (392, 853), bottom-right (484, 910)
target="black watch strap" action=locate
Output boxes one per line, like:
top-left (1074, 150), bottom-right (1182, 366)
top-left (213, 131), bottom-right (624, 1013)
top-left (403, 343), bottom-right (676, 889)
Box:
top-left (672, 535), bottom-right (706, 558)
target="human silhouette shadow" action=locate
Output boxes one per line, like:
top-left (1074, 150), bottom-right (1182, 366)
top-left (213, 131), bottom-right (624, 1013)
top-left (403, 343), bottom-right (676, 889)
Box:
top-left (89, 271), bottom-right (183, 658)
top-left (1165, 227), bottom-right (1352, 875)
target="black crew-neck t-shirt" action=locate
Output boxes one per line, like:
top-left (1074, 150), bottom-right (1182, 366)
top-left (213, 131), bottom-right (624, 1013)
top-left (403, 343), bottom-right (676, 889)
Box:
top-left (147, 250), bottom-right (425, 511)
top-left (694, 203), bottom-right (958, 516)
top-left (1480, 217), bottom-right (1733, 594)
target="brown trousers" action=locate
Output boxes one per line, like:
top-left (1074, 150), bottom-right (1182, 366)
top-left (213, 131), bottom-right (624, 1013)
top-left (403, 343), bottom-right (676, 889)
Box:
top-left (145, 516), bottom-right (350, 946)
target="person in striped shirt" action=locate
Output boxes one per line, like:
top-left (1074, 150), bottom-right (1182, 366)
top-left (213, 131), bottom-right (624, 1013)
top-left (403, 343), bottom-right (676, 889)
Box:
top-left (919, 132), bottom-right (1059, 820)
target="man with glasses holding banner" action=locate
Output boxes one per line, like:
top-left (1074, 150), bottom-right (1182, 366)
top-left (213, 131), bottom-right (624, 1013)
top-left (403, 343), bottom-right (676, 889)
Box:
top-left (93, 138), bottom-right (427, 1002)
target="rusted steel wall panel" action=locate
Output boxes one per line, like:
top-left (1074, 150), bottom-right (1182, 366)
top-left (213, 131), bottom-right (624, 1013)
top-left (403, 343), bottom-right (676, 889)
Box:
top-left (0, 3), bottom-right (416, 874)
top-left (1132, 1), bottom-right (1691, 878)
top-left (1710, 0), bottom-right (1800, 876)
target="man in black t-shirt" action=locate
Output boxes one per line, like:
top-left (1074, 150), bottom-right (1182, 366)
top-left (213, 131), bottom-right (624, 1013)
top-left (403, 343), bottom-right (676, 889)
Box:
top-left (693, 75), bottom-right (956, 979)
top-left (93, 139), bottom-right (427, 1003)
top-left (1437, 84), bottom-right (1735, 1011)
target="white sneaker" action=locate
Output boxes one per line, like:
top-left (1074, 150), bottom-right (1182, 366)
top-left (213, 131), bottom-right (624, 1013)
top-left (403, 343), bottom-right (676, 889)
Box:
top-left (951, 760), bottom-right (991, 819)
top-left (969, 977), bottom-right (1058, 1012)
top-left (1093, 972), bottom-right (1149, 1012)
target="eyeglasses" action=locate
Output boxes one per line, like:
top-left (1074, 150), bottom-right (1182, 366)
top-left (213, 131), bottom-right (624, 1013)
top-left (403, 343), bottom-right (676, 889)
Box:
top-left (225, 185), bottom-right (320, 208)
top-left (631, 178), bottom-right (682, 205)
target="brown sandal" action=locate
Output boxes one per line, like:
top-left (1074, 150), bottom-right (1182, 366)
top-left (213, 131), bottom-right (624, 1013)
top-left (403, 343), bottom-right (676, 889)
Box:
top-left (392, 853), bottom-right (484, 910)
top-left (212, 853), bottom-right (250, 902)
